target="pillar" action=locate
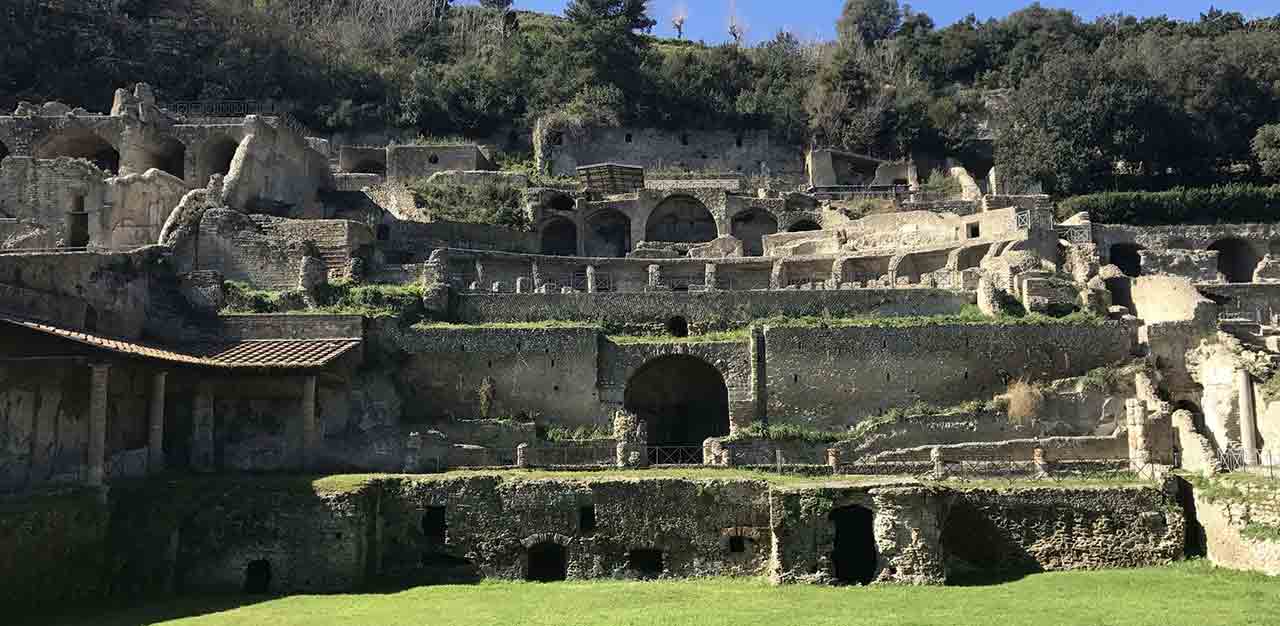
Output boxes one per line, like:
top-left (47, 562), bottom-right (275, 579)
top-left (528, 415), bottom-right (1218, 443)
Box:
top-left (704, 263), bottom-right (718, 291)
top-left (770, 260), bottom-right (787, 289)
top-left (148, 371), bottom-right (167, 473)
top-left (931, 446), bottom-right (945, 478)
top-left (301, 375), bottom-right (319, 470)
top-left (1239, 369), bottom-right (1260, 466)
top-left (86, 363), bottom-right (110, 486)
top-left (1126, 398), bottom-right (1150, 470)
top-left (474, 260), bottom-right (485, 286)
top-left (586, 265), bottom-right (597, 293)
top-left (517, 443), bottom-right (530, 468)
top-left (191, 380), bottom-right (215, 473)
top-left (647, 264), bottom-right (661, 290)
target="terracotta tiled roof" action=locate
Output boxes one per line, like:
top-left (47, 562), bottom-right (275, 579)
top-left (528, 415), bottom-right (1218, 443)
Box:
top-left (0, 315), bottom-right (360, 369)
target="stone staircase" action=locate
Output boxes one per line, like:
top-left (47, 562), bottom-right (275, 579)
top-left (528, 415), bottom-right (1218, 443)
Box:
top-left (247, 214), bottom-right (351, 279)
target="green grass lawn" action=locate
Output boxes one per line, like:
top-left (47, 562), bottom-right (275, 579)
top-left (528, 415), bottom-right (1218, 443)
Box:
top-left (39, 562), bottom-right (1280, 626)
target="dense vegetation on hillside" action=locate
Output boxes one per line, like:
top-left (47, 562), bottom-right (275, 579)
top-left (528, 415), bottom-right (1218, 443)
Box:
top-left (3, 0), bottom-right (1280, 195)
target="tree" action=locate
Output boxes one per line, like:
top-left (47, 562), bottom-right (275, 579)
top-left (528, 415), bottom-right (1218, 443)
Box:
top-left (561, 0), bottom-right (657, 116)
top-left (480, 0), bottom-right (513, 8)
top-left (1256, 124), bottom-right (1280, 178)
top-left (836, 0), bottom-right (901, 47)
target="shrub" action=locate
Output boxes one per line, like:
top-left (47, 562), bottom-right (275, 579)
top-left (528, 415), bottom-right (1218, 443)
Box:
top-left (1005, 378), bottom-right (1043, 426)
top-left (1057, 184), bottom-right (1280, 225)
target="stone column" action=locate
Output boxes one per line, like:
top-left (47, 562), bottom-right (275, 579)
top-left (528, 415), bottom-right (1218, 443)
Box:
top-left (704, 263), bottom-right (718, 291)
top-left (516, 443), bottom-right (530, 468)
top-left (192, 380), bottom-right (215, 473)
top-left (827, 448), bottom-right (840, 469)
top-left (474, 260), bottom-right (485, 286)
top-left (770, 260), bottom-right (787, 289)
top-left (301, 375), bottom-right (319, 471)
top-left (586, 265), bottom-right (597, 293)
top-left (87, 363), bottom-right (111, 486)
top-left (931, 446), bottom-right (945, 478)
top-left (647, 264), bottom-right (661, 290)
top-left (148, 371), bottom-right (167, 473)
top-left (1126, 398), bottom-right (1150, 470)
top-left (531, 261), bottom-right (542, 290)
top-left (1238, 369), bottom-right (1260, 466)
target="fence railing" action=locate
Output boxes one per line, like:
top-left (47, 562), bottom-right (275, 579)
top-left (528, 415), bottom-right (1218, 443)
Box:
top-left (160, 100), bottom-right (312, 137)
top-left (1056, 224), bottom-right (1093, 244)
top-left (649, 446), bottom-right (704, 465)
top-left (1220, 449), bottom-right (1280, 477)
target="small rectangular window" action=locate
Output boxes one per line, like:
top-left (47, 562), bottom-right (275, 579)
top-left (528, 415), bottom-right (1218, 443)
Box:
top-left (967, 223), bottom-right (981, 239)
top-left (729, 536), bottom-right (746, 553)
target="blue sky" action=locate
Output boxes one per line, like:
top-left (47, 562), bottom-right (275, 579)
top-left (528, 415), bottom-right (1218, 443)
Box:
top-left (480, 1), bottom-right (1278, 44)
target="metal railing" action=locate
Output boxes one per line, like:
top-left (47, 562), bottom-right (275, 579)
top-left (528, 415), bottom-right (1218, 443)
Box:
top-left (1220, 449), bottom-right (1280, 477)
top-left (534, 445), bottom-right (616, 466)
top-left (649, 446), bottom-right (704, 465)
top-left (160, 100), bottom-right (312, 137)
top-left (1014, 209), bottom-right (1054, 231)
top-left (1056, 224), bottom-right (1093, 244)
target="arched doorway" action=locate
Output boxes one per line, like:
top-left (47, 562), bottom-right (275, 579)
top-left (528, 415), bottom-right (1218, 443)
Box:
top-left (623, 355), bottom-right (729, 453)
top-left (645, 195), bottom-right (717, 243)
top-left (140, 136), bottom-right (186, 180)
top-left (35, 129), bottom-right (120, 173)
top-left (199, 136), bottom-right (240, 185)
top-left (525, 542), bottom-right (567, 582)
top-left (1208, 238), bottom-right (1259, 283)
top-left (541, 218), bottom-right (578, 256)
top-left (730, 209), bottom-right (778, 256)
top-left (829, 506), bottom-right (877, 585)
top-left (547, 194), bottom-right (576, 212)
top-left (787, 219), bottom-right (821, 232)
top-left (1108, 243), bottom-right (1144, 277)
top-left (584, 209), bottom-right (631, 257)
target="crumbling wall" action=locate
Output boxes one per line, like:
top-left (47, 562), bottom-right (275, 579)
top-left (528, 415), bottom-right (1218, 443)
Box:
top-left (0, 248), bottom-right (156, 336)
top-left (535, 126), bottom-right (805, 185)
top-left (765, 322), bottom-right (1136, 428)
top-left (940, 486), bottom-right (1184, 574)
top-left (0, 156), bottom-right (108, 248)
top-left (378, 475), bottom-right (772, 582)
top-left (220, 116), bottom-right (331, 214)
top-left (389, 325), bottom-right (603, 425)
top-left (387, 145), bottom-right (494, 180)
top-left (105, 167), bottom-right (188, 248)
top-left (770, 484), bottom-right (949, 584)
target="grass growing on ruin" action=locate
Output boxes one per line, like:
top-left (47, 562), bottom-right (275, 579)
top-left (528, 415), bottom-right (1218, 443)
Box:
top-left (608, 329), bottom-right (750, 344)
top-left (41, 561), bottom-right (1280, 626)
top-left (411, 320), bottom-right (599, 331)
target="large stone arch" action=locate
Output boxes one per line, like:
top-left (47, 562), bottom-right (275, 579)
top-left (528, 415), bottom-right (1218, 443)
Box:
top-left (645, 194), bottom-right (717, 244)
top-left (623, 354), bottom-right (730, 448)
top-left (195, 135), bottom-right (242, 186)
top-left (1208, 238), bottom-right (1260, 283)
top-left (540, 217), bottom-right (579, 256)
top-left (584, 208), bottom-right (632, 258)
top-left (33, 127), bottom-right (121, 173)
top-left (786, 218), bottom-right (821, 233)
top-left (135, 135), bottom-right (187, 180)
top-left (729, 208), bottom-right (778, 256)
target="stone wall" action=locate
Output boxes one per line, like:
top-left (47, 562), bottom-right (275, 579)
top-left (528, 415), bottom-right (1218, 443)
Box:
top-left (378, 475), bottom-right (772, 582)
top-left (867, 432), bottom-right (1130, 462)
top-left (764, 322), bottom-right (1136, 427)
top-left (0, 156), bottom-right (108, 248)
top-left (0, 488), bottom-right (110, 613)
top-left (105, 167), bottom-right (189, 248)
top-left (389, 326), bottom-right (603, 425)
top-left (387, 145), bottom-right (494, 181)
top-left (535, 126), bottom-right (806, 185)
top-left (186, 210), bottom-right (371, 289)
top-left (1190, 477), bottom-right (1280, 575)
top-left (941, 486), bottom-right (1184, 574)
top-left (453, 289), bottom-right (974, 328)
top-left (0, 248), bottom-right (156, 336)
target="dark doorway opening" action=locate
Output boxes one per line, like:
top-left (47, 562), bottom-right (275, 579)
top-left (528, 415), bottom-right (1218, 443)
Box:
top-left (730, 209), bottom-right (779, 256)
top-left (0, 140), bottom-right (8, 161)
top-left (423, 506), bottom-right (447, 541)
top-left (584, 209), bottom-right (632, 257)
top-left (353, 159), bottom-right (386, 175)
top-left (526, 542), bottom-right (567, 582)
top-left (729, 536), bottom-right (746, 553)
top-left (1208, 238), bottom-right (1259, 283)
top-left (244, 559), bottom-right (272, 593)
top-left (201, 137), bottom-right (240, 184)
top-left (579, 506), bottom-right (597, 534)
top-left (627, 549), bottom-right (664, 578)
top-left (665, 316), bottom-right (689, 337)
top-left (1109, 243), bottom-right (1144, 277)
top-left (829, 506), bottom-right (877, 585)
top-left (541, 218), bottom-right (578, 256)
top-left (645, 195), bottom-right (717, 244)
top-left (548, 194), bottom-right (576, 212)
top-left (787, 219), bottom-right (821, 232)
top-left (624, 355), bottom-right (729, 451)
top-left (66, 203), bottom-right (89, 248)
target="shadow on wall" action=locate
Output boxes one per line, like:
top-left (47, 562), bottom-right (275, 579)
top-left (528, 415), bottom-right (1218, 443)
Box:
top-left (939, 499), bottom-right (1041, 585)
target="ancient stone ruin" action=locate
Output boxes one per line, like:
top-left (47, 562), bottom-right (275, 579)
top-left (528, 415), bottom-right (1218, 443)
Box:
top-left (1, 83), bottom-right (1278, 611)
